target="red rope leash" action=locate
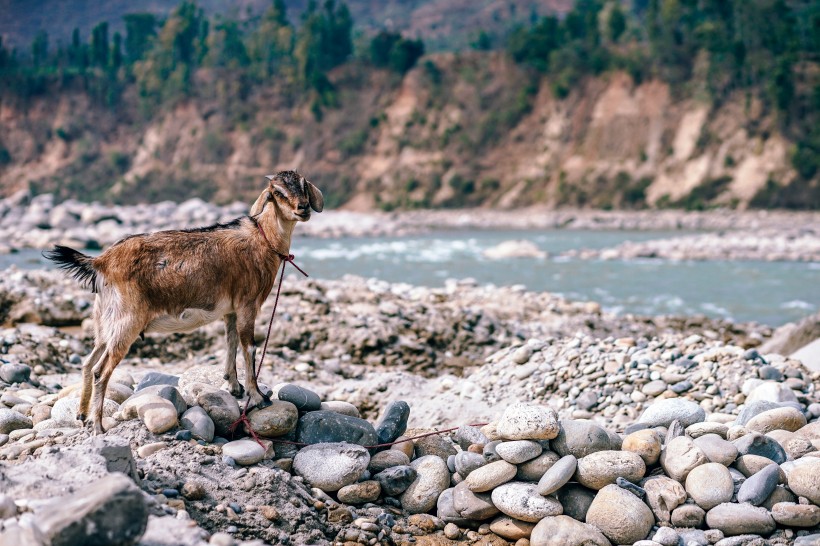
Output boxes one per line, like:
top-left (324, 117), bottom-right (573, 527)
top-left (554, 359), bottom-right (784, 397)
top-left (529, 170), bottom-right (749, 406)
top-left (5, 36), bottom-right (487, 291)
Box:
top-left (269, 423), bottom-right (490, 450)
top-left (229, 222), bottom-right (308, 446)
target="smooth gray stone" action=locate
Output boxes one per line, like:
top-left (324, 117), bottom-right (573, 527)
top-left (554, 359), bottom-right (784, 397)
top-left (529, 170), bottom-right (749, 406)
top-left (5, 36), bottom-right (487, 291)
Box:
top-left (0, 408), bottom-right (32, 435)
top-left (536, 455), bottom-right (576, 496)
top-left (374, 465), bottom-right (417, 496)
top-left (453, 481), bottom-right (499, 520)
top-left (736, 401), bottom-right (781, 426)
top-left (131, 384), bottom-right (187, 415)
top-left (455, 451), bottom-right (487, 478)
top-left (0, 363), bottom-right (31, 384)
top-left (557, 483), bottom-right (596, 521)
top-left (733, 432), bottom-right (787, 464)
top-left (296, 410), bottom-right (377, 447)
top-left (616, 476), bottom-right (646, 498)
top-left (639, 399), bottom-right (705, 428)
top-left (737, 463), bottom-right (780, 506)
top-left (375, 401), bottom-right (409, 444)
top-left (483, 440), bottom-right (502, 462)
top-left (454, 425), bottom-right (489, 450)
top-left (278, 384), bottom-right (321, 411)
top-left (551, 419), bottom-right (610, 458)
top-left (135, 372), bottom-right (179, 391)
top-left (436, 488), bottom-right (472, 526)
top-left (180, 406), bottom-right (215, 442)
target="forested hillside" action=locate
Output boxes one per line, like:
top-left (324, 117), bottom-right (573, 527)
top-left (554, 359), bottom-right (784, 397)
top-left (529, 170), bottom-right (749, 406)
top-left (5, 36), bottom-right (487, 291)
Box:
top-left (0, 0), bottom-right (818, 209)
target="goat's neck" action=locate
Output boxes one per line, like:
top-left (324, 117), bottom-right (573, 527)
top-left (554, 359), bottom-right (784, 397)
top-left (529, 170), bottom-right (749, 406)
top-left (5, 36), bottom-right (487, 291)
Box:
top-left (256, 207), bottom-right (296, 255)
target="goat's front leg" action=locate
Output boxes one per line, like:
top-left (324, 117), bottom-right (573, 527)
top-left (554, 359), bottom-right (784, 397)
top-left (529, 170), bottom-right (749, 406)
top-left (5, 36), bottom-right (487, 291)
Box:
top-left (237, 308), bottom-right (271, 409)
top-left (222, 313), bottom-right (244, 397)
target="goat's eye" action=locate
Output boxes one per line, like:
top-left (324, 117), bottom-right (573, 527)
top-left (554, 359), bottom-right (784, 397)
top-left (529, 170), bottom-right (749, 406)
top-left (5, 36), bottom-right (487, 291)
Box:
top-left (273, 191), bottom-right (283, 199)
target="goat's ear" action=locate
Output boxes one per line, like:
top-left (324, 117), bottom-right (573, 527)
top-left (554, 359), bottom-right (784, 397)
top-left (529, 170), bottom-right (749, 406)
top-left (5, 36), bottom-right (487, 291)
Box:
top-left (306, 180), bottom-right (324, 212)
top-left (250, 190), bottom-right (270, 216)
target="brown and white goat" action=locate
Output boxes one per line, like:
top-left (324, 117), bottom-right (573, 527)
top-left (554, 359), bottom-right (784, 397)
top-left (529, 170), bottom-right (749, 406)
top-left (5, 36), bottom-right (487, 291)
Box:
top-left (45, 171), bottom-right (323, 433)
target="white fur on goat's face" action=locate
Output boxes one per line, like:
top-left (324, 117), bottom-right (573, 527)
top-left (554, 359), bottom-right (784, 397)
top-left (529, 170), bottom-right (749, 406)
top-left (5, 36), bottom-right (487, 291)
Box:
top-left (250, 171), bottom-right (323, 221)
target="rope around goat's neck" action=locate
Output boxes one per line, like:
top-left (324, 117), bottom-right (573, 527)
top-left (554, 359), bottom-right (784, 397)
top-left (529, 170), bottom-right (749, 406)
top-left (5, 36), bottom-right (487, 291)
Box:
top-left (229, 232), bottom-right (308, 446)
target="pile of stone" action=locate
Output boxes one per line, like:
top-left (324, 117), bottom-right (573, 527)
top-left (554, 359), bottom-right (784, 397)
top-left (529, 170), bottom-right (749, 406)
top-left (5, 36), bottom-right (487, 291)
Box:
top-left (4, 349), bottom-right (819, 546)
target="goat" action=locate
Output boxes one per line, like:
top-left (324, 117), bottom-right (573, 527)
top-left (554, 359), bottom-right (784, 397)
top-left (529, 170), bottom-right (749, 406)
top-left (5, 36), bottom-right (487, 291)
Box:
top-left (45, 170), bottom-right (323, 433)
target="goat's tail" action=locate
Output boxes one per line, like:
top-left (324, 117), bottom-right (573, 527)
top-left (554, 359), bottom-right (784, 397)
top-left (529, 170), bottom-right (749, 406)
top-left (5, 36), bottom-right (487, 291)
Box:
top-left (43, 245), bottom-right (98, 292)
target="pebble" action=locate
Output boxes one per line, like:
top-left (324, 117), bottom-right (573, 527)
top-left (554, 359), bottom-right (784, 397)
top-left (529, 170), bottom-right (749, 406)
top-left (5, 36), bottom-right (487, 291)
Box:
top-left (489, 516), bottom-right (535, 541)
top-left (318, 400), bottom-right (360, 417)
top-left (705, 503), bottom-right (776, 536)
top-left (454, 425), bottom-right (489, 449)
top-left (414, 434), bottom-right (457, 460)
top-left (585, 484), bottom-right (655, 545)
top-left (369, 450), bottom-right (410, 473)
top-left (293, 443), bottom-right (370, 492)
top-left (733, 432), bottom-right (787, 464)
top-left (297, 411), bottom-right (378, 446)
top-left (465, 460), bottom-right (517, 492)
top-left (491, 482), bottom-right (562, 522)
top-left (180, 406), bottom-right (215, 442)
top-left (771, 502), bottom-right (820, 527)
top-left (51, 397), bottom-right (118, 422)
top-left (222, 440), bottom-right (265, 466)
top-left (337, 480), bottom-right (381, 504)
top-left (132, 384), bottom-right (186, 415)
top-left (437, 488), bottom-right (471, 526)
top-left (536, 455), bottom-right (576, 496)
top-left (0, 493), bottom-right (16, 518)
top-left (0, 408), bottom-right (33, 434)
top-left (516, 451), bottom-right (560, 481)
top-left (735, 400), bottom-right (781, 426)
top-left (400, 455), bottom-right (450, 514)
top-left (443, 522), bottom-right (461, 540)
top-left (736, 463), bottom-right (780, 505)
top-left (375, 400), bottom-right (409, 444)
top-left (622, 429), bottom-right (662, 465)
top-left (642, 380), bottom-right (668, 397)
top-left (246, 401), bottom-right (298, 437)
top-left (137, 442), bottom-right (168, 457)
top-left (745, 407), bottom-right (807, 434)
top-left (575, 450), bottom-right (646, 490)
top-left (181, 481), bottom-right (206, 501)
top-left (0, 363), bottom-right (31, 384)
top-left (530, 515), bottom-right (610, 546)
top-left (687, 422), bottom-right (729, 439)
top-left (685, 462), bottom-right (734, 510)
top-left (672, 503), bottom-right (706, 527)
top-left (137, 398), bottom-right (178, 434)
top-left (653, 526), bottom-right (681, 546)
top-left (496, 404), bottom-right (560, 441)
top-left (643, 476), bottom-right (687, 523)
top-left (374, 465), bottom-right (416, 496)
top-left (452, 481), bottom-right (499, 520)
top-left (638, 398), bottom-right (706, 428)
top-left (660, 436), bottom-right (708, 482)
top-left (746, 382), bottom-right (797, 404)
top-left (454, 451), bottom-right (487, 477)
top-left (496, 440), bottom-right (543, 464)
top-left (616, 476), bottom-right (646, 498)
top-left (786, 458), bottom-right (820, 504)
top-left (276, 383), bottom-right (321, 411)
top-left (693, 433), bottom-right (738, 466)
top-left (556, 484), bottom-right (595, 521)
top-left (196, 390), bottom-right (241, 436)
top-left (551, 420), bottom-right (611, 458)
top-left (135, 371), bottom-right (180, 391)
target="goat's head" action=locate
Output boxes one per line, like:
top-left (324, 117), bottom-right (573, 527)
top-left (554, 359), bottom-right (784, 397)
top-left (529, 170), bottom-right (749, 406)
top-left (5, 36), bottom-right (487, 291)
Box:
top-left (250, 170), bottom-right (324, 221)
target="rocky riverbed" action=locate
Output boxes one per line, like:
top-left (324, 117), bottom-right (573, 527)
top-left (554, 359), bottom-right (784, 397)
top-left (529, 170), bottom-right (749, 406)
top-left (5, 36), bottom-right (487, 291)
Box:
top-left (2, 190), bottom-right (820, 262)
top-left (0, 270), bottom-right (818, 545)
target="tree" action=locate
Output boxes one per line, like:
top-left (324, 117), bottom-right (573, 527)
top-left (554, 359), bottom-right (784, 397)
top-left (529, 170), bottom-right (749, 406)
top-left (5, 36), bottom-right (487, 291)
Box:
top-left (294, 0), bottom-right (353, 89)
top-left (124, 13), bottom-right (157, 62)
top-left (31, 31), bottom-right (48, 66)
top-left (91, 22), bottom-right (109, 67)
top-left (246, 0), bottom-right (294, 80)
top-left (608, 3), bottom-right (626, 43)
top-left (369, 31), bottom-right (424, 73)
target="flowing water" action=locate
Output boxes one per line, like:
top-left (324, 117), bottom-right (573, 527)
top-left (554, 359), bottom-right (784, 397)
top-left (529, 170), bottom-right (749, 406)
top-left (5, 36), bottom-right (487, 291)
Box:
top-left (3, 230), bottom-right (817, 326)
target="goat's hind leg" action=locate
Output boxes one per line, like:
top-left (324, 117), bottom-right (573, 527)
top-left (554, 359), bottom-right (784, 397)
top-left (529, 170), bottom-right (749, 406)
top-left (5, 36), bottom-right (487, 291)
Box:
top-left (222, 313), bottom-right (244, 397)
top-left (91, 323), bottom-right (141, 434)
top-left (77, 342), bottom-right (107, 422)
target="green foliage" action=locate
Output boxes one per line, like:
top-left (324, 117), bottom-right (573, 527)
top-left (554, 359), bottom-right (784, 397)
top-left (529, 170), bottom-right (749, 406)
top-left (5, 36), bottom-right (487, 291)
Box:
top-left (338, 128), bottom-right (368, 157)
top-left (608, 4), bottom-right (627, 43)
top-left (0, 146), bottom-right (11, 165)
top-left (674, 175), bottom-right (733, 210)
top-left (123, 14), bottom-right (157, 62)
top-left (295, 0), bottom-right (353, 90)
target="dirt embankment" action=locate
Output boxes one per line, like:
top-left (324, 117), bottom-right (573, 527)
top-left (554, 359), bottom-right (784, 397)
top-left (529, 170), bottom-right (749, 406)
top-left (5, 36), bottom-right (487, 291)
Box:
top-left (0, 52), bottom-right (813, 211)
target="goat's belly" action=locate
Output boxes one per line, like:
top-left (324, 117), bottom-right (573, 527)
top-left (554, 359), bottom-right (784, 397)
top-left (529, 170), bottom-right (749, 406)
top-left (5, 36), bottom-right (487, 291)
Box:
top-left (146, 308), bottom-right (223, 334)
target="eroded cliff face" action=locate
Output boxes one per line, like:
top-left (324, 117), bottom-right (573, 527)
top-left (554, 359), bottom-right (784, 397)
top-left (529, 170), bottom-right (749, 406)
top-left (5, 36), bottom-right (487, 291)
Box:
top-left (0, 51), bottom-right (803, 209)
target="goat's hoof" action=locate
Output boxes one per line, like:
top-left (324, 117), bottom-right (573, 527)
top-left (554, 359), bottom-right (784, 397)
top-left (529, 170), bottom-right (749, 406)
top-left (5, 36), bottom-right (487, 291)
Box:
top-left (92, 423), bottom-right (105, 435)
top-left (254, 395), bottom-right (272, 410)
top-left (229, 383), bottom-right (245, 398)
top-left (77, 413), bottom-right (86, 422)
